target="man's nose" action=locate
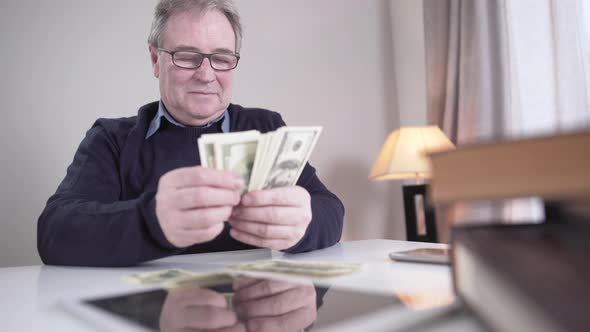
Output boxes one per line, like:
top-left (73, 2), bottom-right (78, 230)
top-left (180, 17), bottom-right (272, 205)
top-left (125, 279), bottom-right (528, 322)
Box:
top-left (192, 58), bottom-right (215, 82)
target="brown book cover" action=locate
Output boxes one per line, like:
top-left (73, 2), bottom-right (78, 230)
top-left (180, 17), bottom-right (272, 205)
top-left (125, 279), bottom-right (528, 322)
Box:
top-left (451, 221), bottom-right (590, 332)
top-left (428, 130), bottom-right (590, 206)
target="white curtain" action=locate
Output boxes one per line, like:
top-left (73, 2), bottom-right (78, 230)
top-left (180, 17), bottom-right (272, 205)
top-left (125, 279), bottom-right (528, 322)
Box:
top-left (500, 0), bottom-right (590, 220)
top-left (424, 0), bottom-right (590, 235)
top-left (504, 0), bottom-right (590, 136)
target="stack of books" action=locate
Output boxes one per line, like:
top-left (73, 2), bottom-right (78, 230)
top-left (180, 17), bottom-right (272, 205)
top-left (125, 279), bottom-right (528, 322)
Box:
top-left (428, 129), bottom-right (590, 332)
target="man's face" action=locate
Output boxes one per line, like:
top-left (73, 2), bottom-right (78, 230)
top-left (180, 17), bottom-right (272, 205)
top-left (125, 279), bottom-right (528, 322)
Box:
top-left (150, 10), bottom-right (236, 126)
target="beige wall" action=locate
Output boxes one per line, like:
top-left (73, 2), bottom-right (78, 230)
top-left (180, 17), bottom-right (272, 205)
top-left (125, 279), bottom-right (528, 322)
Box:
top-left (0, 0), bottom-right (427, 267)
top-left (389, 0), bottom-right (428, 126)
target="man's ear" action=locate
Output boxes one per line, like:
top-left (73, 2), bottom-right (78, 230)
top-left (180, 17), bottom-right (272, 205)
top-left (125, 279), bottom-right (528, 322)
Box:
top-left (149, 46), bottom-right (160, 79)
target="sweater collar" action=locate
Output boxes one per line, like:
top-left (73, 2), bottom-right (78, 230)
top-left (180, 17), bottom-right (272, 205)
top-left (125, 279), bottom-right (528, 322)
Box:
top-left (145, 100), bottom-right (230, 139)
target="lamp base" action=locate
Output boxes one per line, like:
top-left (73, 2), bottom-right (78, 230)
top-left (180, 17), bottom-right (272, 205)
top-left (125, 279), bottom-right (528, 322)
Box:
top-left (403, 184), bottom-right (438, 243)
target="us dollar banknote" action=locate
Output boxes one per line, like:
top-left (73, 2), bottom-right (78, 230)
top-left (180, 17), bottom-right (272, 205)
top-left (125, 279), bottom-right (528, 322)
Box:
top-left (198, 126), bottom-right (322, 192)
top-left (225, 260), bottom-right (364, 277)
top-left (123, 269), bottom-right (236, 289)
top-left (198, 133), bottom-right (219, 169)
top-left (123, 269), bottom-right (196, 285)
top-left (258, 127), bottom-right (322, 190)
top-left (212, 130), bottom-right (260, 192)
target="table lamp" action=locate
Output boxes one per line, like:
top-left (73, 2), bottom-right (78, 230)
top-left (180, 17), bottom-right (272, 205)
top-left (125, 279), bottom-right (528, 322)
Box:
top-left (369, 126), bottom-right (455, 243)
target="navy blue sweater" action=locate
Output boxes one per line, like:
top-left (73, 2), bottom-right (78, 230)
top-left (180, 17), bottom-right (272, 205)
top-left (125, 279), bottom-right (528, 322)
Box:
top-left (37, 102), bottom-right (344, 267)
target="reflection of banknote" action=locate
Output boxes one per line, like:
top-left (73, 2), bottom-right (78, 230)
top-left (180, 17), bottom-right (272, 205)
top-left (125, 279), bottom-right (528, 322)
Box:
top-left (123, 270), bottom-right (236, 288)
top-left (198, 127), bottom-right (322, 192)
top-left (165, 273), bottom-right (235, 289)
top-left (123, 269), bottom-right (196, 285)
top-left (223, 292), bottom-right (234, 310)
top-left (226, 260), bottom-right (364, 277)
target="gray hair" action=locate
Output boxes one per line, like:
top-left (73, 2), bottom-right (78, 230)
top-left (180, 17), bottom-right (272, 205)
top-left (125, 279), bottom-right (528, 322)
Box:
top-left (148, 0), bottom-right (243, 52)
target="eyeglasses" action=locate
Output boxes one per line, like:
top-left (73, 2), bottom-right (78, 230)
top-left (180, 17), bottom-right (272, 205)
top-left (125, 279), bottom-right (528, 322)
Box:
top-left (158, 48), bottom-right (240, 71)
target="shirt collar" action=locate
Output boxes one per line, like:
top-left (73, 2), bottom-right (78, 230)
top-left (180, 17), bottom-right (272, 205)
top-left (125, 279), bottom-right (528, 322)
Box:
top-left (145, 100), bottom-right (230, 139)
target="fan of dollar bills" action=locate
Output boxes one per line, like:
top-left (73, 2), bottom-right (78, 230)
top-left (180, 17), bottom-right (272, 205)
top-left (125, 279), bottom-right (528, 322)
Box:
top-left (198, 126), bottom-right (322, 192)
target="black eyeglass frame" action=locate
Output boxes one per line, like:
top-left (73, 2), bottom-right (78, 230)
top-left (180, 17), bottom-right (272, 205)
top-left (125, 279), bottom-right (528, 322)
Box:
top-left (158, 48), bottom-right (240, 71)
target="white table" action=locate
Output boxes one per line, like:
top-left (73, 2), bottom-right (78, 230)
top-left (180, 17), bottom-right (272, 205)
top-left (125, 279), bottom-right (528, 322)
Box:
top-left (1, 240), bottom-right (481, 331)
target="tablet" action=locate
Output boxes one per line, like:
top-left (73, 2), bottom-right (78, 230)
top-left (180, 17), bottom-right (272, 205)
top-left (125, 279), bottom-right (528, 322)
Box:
top-left (61, 275), bottom-right (452, 332)
top-left (389, 248), bottom-right (450, 264)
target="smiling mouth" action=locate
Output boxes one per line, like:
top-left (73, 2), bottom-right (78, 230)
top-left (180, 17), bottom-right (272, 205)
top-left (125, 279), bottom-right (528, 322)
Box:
top-left (188, 91), bottom-right (216, 95)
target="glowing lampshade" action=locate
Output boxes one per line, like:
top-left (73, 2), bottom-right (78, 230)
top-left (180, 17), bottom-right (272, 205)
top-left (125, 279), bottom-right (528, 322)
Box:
top-left (369, 126), bottom-right (455, 181)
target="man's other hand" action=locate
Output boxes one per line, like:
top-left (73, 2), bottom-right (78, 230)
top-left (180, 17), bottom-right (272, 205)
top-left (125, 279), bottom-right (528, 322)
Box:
top-left (156, 166), bottom-right (243, 248)
top-left (228, 186), bottom-right (312, 250)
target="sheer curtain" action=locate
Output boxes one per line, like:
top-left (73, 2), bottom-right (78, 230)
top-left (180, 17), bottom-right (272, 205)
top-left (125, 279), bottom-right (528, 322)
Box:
top-left (504, 0), bottom-right (590, 136)
top-left (423, 0), bottom-right (590, 236)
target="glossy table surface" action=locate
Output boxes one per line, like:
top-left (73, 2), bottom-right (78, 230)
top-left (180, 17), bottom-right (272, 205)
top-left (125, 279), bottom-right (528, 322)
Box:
top-left (1, 240), bottom-right (482, 331)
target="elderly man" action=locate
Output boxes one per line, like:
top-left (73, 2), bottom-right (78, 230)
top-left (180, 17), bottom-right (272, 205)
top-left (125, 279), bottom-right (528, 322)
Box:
top-left (37, 0), bottom-right (344, 266)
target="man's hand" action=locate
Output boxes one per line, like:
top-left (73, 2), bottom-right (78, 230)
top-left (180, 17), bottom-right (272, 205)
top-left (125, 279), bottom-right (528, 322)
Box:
top-left (228, 186), bottom-right (312, 250)
top-left (156, 166), bottom-right (244, 248)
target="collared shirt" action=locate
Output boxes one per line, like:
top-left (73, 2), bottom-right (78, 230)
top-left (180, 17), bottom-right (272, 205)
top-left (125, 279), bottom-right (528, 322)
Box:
top-left (145, 100), bottom-right (230, 139)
